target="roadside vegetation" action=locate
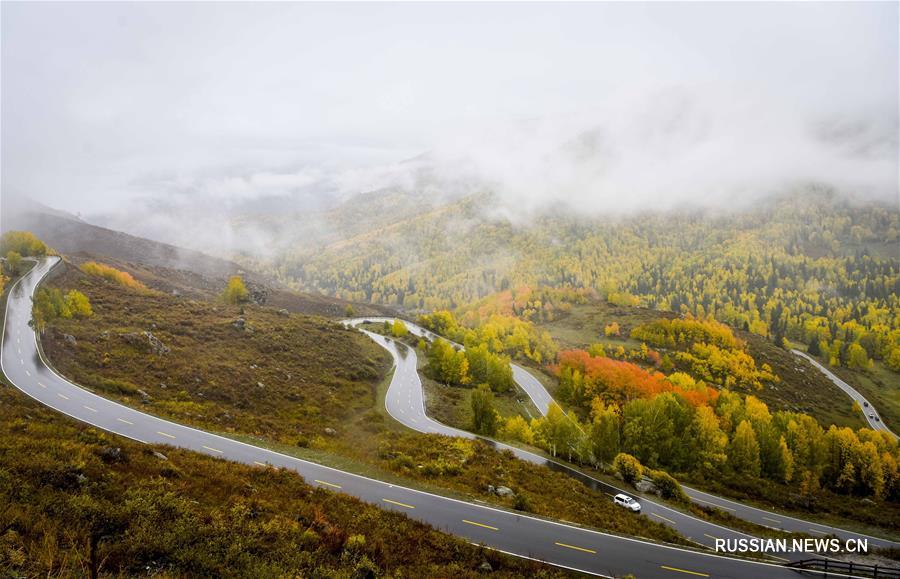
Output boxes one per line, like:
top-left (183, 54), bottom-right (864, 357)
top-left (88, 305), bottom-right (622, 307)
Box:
top-left (32, 287), bottom-right (93, 332)
top-left (1, 230), bottom-right (53, 296)
top-left (418, 310), bottom-right (557, 365)
top-left (1, 230), bottom-right (52, 258)
top-left (37, 257), bottom-right (690, 546)
top-left (506, 316), bottom-right (899, 534)
top-left (367, 305), bottom-right (900, 536)
top-left (0, 388), bottom-right (563, 578)
top-left (369, 431), bottom-right (686, 544)
top-left (827, 362), bottom-right (900, 434)
top-left (360, 320), bottom-right (540, 437)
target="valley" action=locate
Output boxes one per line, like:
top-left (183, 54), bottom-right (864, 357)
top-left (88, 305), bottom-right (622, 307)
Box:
top-left (3, 4), bottom-right (897, 576)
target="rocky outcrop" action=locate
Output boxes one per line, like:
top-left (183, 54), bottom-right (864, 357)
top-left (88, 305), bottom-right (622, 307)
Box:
top-left (121, 331), bottom-right (170, 355)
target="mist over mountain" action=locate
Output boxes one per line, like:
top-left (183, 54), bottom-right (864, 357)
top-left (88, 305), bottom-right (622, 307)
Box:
top-left (2, 2), bottom-right (896, 259)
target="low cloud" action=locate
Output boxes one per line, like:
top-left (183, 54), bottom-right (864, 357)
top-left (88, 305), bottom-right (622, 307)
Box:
top-left (426, 87), bottom-right (897, 220)
top-left (2, 2), bottom-right (896, 257)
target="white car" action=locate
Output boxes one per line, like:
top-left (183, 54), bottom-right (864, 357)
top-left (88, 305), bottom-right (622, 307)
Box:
top-left (614, 493), bottom-right (641, 512)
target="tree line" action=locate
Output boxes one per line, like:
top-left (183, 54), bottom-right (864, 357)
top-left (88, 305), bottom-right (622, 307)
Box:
top-left (270, 191), bottom-right (898, 374)
top-left (495, 353), bottom-right (898, 501)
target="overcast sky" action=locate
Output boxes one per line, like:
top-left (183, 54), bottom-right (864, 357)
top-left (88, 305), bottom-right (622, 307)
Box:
top-left (2, 2), bottom-right (897, 221)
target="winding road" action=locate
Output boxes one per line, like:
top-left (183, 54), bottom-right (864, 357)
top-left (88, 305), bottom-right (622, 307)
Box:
top-left (347, 318), bottom-right (898, 553)
top-left (792, 349), bottom-right (897, 438)
top-left (1, 258), bottom-right (895, 578)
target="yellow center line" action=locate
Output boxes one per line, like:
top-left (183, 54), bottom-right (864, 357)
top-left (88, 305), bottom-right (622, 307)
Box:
top-left (57, 393), bottom-right (69, 400)
top-left (83, 405), bottom-right (97, 412)
top-left (555, 541), bottom-right (596, 554)
top-left (315, 479), bottom-right (343, 489)
top-left (463, 519), bottom-right (498, 531)
top-left (157, 431), bottom-right (177, 439)
top-left (661, 565), bottom-right (710, 577)
top-left (203, 445), bottom-right (223, 454)
top-left (37, 382), bottom-right (46, 388)
top-left (703, 533), bottom-right (718, 541)
top-left (25, 370), bottom-right (30, 376)
top-left (652, 513), bottom-right (676, 525)
top-left (808, 528), bottom-right (828, 535)
top-left (117, 418), bottom-right (134, 425)
top-left (762, 517), bottom-right (781, 524)
top-left (382, 498), bottom-right (415, 509)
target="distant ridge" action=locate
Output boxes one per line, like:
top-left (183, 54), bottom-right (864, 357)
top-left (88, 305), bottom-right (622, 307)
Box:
top-left (3, 206), bottom-right (272, 286)
top-left (1, 202), bottom-right (395, 318)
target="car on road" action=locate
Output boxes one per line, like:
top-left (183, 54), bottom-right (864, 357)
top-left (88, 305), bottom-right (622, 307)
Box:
top-left (864, 401), bottom-right (869, 407)
top-left (613, 493), bottom-right (641, 512)
top-left (870, 413), bottom-right (875, 419)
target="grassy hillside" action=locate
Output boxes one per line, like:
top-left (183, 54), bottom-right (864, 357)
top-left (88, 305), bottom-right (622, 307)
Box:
top-left (0, 388), bottom-right (564, 578)
top-left (43, 260), bottom-right (392, 444)
top-left (827, 362), bottom-right (900, 432)
top-left (37, 258), bottom-right (689, 546)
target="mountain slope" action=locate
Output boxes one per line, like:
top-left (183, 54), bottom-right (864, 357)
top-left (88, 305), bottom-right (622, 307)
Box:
top-left (4, 207), bottom-right (394, 318)
top-left (256, 188), bottom-right (899, 375)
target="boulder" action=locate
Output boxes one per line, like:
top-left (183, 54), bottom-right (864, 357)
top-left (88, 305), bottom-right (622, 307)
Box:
top-left (495, 486), bottom-right (515, 498)
top-left (479, 561), bottom-right (493, 572)
top-left (63, 334), bottom-right (77, 346)
top-left (146, 332), bottom-right (170, 355)
top-left (98, 446), bottom-right (126, 464)
top-left (277, 308), bottom-right (290, 317)
top-left (635, 479), bottom-right (658, 494)
top-left (324, 427), bottom-right (337, 436)
top-left (232, 318), bottom-right (246, 330)
top-left (121, 331), bottom-right (170, 355)
top-left (153, 451), bottom-right (168, 461)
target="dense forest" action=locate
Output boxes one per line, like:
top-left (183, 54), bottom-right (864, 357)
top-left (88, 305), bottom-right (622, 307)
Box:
top-left (262, 189), bottom-right (898, 373)
top-left (465, 319), bottom-right (899, 541)
top-left (376, 302), bottom-right (897, 529)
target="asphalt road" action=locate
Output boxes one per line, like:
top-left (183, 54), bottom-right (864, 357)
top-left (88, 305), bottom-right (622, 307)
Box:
top-left (1, 258), bottom-right (892, 578)
top-left (347, 318), bottom-right (899, 553)
top-left (346, 317), bottom-right (553, 415)
top-left (792, 349), bottom-right (897, 438)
